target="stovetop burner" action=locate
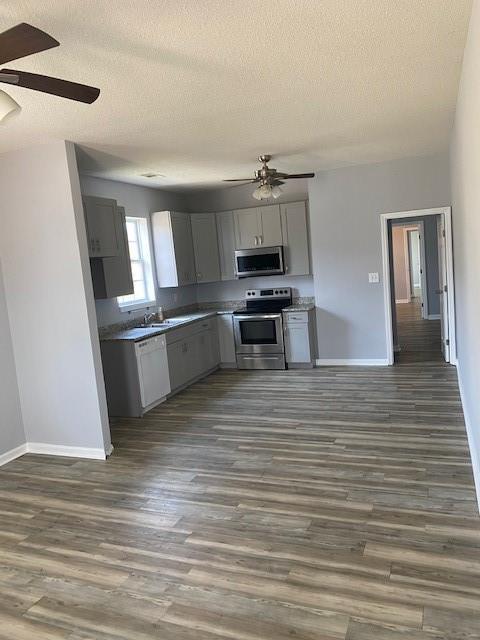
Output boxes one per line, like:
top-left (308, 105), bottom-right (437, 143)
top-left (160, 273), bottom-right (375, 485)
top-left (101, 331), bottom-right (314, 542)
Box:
top-left (234, 287), bottom-right (292, 315)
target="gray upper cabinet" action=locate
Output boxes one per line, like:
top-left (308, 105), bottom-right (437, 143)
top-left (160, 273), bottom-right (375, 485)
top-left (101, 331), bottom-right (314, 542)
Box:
top-left (259, 205), bottom-right (283, 246)
top-left (216, 211), bottom-right (236, 280)
top-left (191, 213), bottom-right (221, 283)
top-left (234, 207), bottom-right (261, 249)
top-left (280, 201), bottom-right (310, 276)
top-left (152, 211), bottom-right (196, 288)
top-left (234, 205), bottom-right (282, 249)
top-left (83, 195), bottom-right (122, 257)
top-left (90, 205), bottom-right (134, 299)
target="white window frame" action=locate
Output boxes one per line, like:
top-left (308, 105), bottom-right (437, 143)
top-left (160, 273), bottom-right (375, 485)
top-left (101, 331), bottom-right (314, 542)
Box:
top-left (117, 216), bottom-right (156, 312)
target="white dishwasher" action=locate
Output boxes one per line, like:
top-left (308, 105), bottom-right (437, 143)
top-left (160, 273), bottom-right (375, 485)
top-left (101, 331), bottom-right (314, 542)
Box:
top-left (135, 334), bottom-right (171, 409)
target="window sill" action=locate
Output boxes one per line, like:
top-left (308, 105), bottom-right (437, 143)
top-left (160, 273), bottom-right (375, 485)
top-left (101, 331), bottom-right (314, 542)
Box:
top-left (118, 300), bottom-right (156, 313)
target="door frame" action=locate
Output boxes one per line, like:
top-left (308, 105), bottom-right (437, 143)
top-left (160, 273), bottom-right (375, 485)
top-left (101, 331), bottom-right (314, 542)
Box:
top-left (381, 207), bottom-right (456, 365)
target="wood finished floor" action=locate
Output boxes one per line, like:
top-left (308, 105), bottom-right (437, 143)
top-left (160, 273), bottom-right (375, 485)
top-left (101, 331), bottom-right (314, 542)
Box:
top-left (395, 300), bottom-right (443, 364)
top-left (0, 364), bottom-right (479, 639)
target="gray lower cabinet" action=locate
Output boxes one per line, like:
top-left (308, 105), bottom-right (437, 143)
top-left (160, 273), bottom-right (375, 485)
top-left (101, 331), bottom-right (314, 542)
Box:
top-left (90, 206), bottom-right (134, 299)
top-left (166, 317), bottom-right (220, 393)
top-left (100, 334), bottom-right (170, 417)
top-left (283, 309), bottom-right (316, 368)
top-left (217, 314), bottom-right (236, 366)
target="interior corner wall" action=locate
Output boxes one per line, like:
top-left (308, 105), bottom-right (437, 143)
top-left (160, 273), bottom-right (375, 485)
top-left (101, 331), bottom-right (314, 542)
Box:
top-left (79, 174), bottom-right (196, 327)
top-left (0, 141), bottom-right (109, 455)
top-left (449, 0), bottom-right (480, 502)
top-left (308, 152), bottom-right (450, 361)
top-left (0, 259), bottom-right (25, 460)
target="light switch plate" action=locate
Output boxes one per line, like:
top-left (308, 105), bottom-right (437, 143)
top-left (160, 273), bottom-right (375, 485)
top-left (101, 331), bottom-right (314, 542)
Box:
top-left (368, 272), bottom-right (380, 283)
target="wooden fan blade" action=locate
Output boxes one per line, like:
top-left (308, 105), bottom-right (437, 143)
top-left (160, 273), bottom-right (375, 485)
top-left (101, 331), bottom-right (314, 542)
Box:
top-left (0, 69), bottom-right (100, 103)
top-left (283, 173), bottom-right (315, 179)
top-left (223, 178), bottom-right (257, 182)
top-left (0, 23), bottom-right (59, 65)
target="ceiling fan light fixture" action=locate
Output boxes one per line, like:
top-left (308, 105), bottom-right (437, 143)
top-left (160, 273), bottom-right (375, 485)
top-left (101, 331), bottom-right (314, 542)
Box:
top-left (271, 185), bottom-right (282, 199)
top-left (0, 89), bottom-right (20, 123)
top-left (252, 183), bottom-right (273, 200)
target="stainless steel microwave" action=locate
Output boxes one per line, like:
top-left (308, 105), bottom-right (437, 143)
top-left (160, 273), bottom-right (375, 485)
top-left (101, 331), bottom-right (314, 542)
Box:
top-left (234, 246), bottom-right (284, 278)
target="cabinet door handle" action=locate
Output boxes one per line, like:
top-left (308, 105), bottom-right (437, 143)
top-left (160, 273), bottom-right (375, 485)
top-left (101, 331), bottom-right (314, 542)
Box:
top-left (260, 235), bottom-right (263, 245)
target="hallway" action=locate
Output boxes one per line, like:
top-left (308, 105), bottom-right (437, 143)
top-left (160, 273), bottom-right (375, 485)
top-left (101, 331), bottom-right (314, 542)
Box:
top-left (395, 300), bottom-right (443, 364)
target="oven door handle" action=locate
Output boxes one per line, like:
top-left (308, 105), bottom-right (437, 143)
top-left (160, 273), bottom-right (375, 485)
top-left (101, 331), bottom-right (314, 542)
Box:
top-left (234, 314), bottom-right (282, 320)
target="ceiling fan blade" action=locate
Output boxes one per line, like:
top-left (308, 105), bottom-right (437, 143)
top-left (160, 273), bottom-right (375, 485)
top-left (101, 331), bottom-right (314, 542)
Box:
top-left (0, 23), bottom-right (59, 65)
top-left (283, 173), bottom-right (315, 179)
top-left (0, 69), bottom-right (100, 103)
top-left (223, 178), bottom-right (257, 182)
top-left (271, 179), bottom-right (285, 186)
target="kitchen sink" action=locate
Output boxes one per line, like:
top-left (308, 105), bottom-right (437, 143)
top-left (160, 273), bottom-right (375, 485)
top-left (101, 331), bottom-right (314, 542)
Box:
top-left (137, 318), bottom-right (191, 328)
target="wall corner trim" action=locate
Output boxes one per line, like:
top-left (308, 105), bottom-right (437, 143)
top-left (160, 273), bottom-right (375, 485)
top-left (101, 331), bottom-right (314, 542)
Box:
top-left (0, 444), bottom-right (28, 467)
top-left (456, 368), bottom-right (480, 513)
top-left (315, 359), bottom-right (389, 366)
top-left (26, 443), bottom-right (107, 460)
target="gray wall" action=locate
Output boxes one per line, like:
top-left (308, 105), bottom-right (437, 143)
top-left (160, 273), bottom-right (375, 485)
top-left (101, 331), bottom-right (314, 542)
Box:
top-left (0, 141), bottom-right (109, 453)
top-left (79, 175), bottom-right (197, 327)
top-left (308, 153), bottom-right (450, 361)
top-left (0, 260), bottom-right (25, 459)
top-left (450, 0), bottom-right (480, 500)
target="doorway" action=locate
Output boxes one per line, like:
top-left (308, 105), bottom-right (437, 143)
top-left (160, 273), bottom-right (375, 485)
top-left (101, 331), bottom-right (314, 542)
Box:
top-left (381, 207), bottom-right (456, 365)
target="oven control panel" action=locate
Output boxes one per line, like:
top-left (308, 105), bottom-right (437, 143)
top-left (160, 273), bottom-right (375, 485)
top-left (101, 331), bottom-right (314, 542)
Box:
top-left (246, 288), bottom-right (291, 299)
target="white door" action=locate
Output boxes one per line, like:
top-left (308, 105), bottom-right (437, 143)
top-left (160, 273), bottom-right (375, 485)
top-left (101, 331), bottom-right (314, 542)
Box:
top-left (437, 215), bottom-right (449, 361)
top-left (234, 208), bottom-right (261, 249)
top-left (408, 230), bottom-right (421, 296)
top-left (259, 205), bottom-right (282, 246)
top-left (191, 213), bottom-right (221, 283)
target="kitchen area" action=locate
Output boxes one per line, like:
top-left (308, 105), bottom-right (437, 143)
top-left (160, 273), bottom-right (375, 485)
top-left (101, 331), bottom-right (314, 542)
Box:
top-left (82, 183), bottom-right (316, 418)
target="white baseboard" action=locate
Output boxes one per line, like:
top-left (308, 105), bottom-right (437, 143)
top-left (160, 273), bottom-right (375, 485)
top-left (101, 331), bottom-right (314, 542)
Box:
top-left (427, 314), bottom-right (441, 320)
top-left (0, 443), bottom-right (28, 467)
top-left (395, 299), bottom-right (410, 304)
top-left (316, 359), bottom-right (389, 366)
top-left (456, 366), bottom-right (480, 513)
top-left (26, 443), bottom-right (107, 460)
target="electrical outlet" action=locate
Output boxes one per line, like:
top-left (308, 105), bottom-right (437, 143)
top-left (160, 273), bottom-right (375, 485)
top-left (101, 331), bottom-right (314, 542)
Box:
top-left (368, 272), bottom-right (380, 283)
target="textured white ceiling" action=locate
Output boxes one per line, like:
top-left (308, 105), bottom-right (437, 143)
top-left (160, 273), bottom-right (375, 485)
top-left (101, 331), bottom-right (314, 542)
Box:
top-left (0, 0), bottom-right (472, 189)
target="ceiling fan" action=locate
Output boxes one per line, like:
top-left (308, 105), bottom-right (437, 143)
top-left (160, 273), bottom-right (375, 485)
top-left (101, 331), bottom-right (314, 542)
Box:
top-left (0, 22), bottom-right (100, 122)
top-left (224, 155), bottom-right (315, 200)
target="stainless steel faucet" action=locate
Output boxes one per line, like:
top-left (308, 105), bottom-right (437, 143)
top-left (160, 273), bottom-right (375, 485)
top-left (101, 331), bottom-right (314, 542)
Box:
top-left (143, 312), bottom-right (156, 325)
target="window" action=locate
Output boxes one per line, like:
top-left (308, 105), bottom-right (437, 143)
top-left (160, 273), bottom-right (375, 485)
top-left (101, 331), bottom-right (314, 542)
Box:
top-left (117, 216), bottom-right (156, 311)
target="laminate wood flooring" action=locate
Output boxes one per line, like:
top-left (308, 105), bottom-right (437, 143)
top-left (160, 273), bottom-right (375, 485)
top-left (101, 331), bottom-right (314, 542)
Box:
top-left (0, 363), bottom-right (479, 639)
top-left (395, 300), bottom-right (443, 364)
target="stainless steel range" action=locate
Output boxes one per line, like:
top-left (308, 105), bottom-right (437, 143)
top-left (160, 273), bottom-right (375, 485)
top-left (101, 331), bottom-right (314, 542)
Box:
top-left (233, 287), bottom-right (292, 369)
